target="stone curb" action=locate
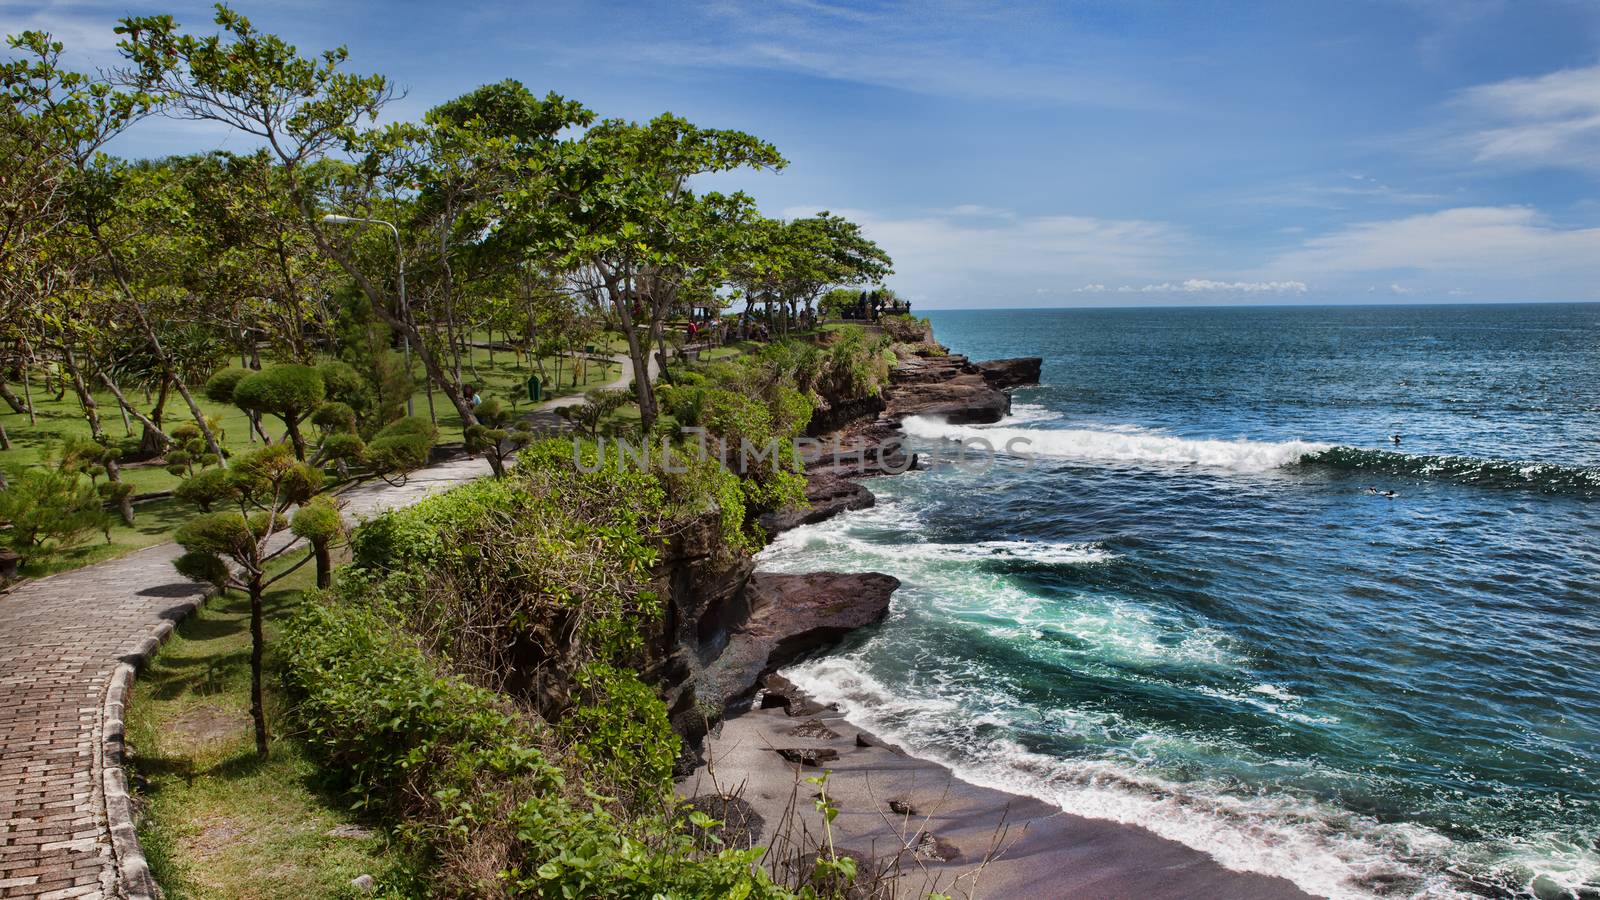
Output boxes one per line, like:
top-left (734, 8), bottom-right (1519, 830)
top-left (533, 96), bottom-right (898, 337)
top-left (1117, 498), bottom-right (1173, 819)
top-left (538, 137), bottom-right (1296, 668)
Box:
top-left (99, 596), bottom-right (203, 900)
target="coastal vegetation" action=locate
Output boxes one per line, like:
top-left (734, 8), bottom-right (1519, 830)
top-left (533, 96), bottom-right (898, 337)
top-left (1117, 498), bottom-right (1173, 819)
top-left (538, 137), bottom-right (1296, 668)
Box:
top-left (0, 4), bottom-right (891, 581)
top-left (0, 5), bottom-right (938, 897)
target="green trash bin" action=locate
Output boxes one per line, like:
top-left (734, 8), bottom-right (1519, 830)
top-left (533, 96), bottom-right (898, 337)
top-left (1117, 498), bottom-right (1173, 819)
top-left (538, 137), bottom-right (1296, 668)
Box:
top-left (527, 375), bottom-right (542, 403)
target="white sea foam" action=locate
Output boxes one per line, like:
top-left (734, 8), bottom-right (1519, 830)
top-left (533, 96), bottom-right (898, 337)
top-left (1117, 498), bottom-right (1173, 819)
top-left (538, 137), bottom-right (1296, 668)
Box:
top-left (785, 656), bottom-right (1465, 900)
top-left (901, 416), bottom-right (1330, 473)
top-left (759, 502), bottom-right (1118, 570)
top-left (998, 401), bottom-right (1063, 425)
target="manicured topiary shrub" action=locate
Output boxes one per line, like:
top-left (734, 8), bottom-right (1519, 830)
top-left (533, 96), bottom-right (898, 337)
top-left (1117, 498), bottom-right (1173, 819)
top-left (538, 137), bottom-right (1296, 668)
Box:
top-left (290, 495), bottom-right (343, 588)
top-left (232, 364), bottom-right (326, 460)
top-left (364, 417), bottom-right (436, 475)
top-left (203, 367), bottom-right (252, 405)
top-left (310, 401), bottom-right (357, 434)
top-left (463, 398), bottom-right (531, 479)
top-left (316, 360), bottom-right (364, 404)
top-left (174, 466), bottom-right (233, 511)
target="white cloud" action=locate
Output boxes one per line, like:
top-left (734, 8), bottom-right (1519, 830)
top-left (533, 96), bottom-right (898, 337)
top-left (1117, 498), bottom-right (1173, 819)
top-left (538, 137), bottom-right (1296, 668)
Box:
top-left (1448, 64), bottom-right (1600, 173)
top-left (780, 205), bottom-right (1192, 306)
top-left (1263, 206), bottom-right (1600, 299)
top-left (544, 1), bottom-right (1175, 110)
top-left (1076, 280), bottom-right (1308, 294)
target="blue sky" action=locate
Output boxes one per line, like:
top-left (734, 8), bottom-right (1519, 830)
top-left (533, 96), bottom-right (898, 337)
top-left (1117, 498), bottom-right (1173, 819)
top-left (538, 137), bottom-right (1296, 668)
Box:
top-left (7, 0), bottom-right (1600, 308)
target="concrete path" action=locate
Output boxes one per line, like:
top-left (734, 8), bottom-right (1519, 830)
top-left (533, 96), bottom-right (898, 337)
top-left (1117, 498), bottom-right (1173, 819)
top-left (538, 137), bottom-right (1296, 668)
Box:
top-left (0, 349), bottom-right (666, 898)
top-left (519, 350), bottom-right (657, 430)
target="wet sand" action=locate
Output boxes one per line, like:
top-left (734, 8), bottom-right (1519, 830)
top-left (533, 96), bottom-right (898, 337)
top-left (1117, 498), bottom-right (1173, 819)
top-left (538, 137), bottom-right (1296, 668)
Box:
top-left (679, 703), bottom-right (1317, 900)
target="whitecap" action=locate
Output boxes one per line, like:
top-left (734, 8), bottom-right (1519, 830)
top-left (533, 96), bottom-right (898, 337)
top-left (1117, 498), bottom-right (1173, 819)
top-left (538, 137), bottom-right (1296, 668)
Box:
top-left (901, 416), bottom-right (1329, 473)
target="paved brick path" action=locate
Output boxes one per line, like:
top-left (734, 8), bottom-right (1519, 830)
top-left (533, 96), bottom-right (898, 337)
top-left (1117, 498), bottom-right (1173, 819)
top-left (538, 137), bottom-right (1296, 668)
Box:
top-left (0, 350), bottom-right (653, 898)
top-left (0, 456), bottom-right (492, 899)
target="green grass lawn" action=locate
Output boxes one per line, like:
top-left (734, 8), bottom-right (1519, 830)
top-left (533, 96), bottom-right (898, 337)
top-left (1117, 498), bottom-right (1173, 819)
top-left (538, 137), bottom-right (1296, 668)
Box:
top-left (127, 562), bottom-right (413, 900)
top-left (405, 342), bottom-right (622, 432)
top-left (1, 334), bottom-right (626, 578)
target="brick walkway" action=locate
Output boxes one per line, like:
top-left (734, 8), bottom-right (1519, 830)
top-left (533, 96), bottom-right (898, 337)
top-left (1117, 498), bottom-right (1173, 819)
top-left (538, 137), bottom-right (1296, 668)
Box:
top-left (0, 456), bottom-right (492, 899)
top-left (0, 350), bottom-right (652, 898)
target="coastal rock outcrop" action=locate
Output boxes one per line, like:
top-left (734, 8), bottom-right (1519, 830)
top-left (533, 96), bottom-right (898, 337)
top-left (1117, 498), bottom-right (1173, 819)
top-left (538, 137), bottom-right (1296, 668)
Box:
top-left (656, 331), bottom-right (1041, 771)
top-left (975, 357), bottom-right (1043, 390)
top-left (658, 567), bottom-right (899, 769)
top-left (882, 354), bottom-right (1011, 424)
top-left (756, 472), bottom-right (875, 536)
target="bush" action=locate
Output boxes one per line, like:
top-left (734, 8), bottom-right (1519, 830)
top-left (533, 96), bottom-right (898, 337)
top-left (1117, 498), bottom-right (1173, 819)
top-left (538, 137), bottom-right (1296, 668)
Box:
top-left (281, 590), bottom-right (791, 899)
top-left (0, 470), bottom-right (106, 560)
top-left (174, 467), bottom-right (233, 511)
top-left (290, 495), bottom-right (342, 543)
top-left (232, 364), bottom-right (326, 459)
top-left (559, 663), bottom-right (677, 796)
top-left (365, 417), bottom-right (436, 474)
top-left (232, 364), bottom-right (326, 417)
top-left (316, 360), bottom-right (365, 404)
top-left (316, 432), bottom-right (366, 465)
top-left (203, 367), bottom-right (252, 405)
top-left (310, 401), bottom-right (357, 434)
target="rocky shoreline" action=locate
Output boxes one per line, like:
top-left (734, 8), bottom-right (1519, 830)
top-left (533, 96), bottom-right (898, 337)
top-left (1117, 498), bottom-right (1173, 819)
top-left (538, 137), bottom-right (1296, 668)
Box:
top-left (667, 332), bottom-right (1316, 898)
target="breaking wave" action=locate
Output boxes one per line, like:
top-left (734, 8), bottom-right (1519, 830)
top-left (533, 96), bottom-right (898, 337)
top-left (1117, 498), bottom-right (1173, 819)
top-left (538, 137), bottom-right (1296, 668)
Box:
top-left (900, 416), bottom-right (1600, 495)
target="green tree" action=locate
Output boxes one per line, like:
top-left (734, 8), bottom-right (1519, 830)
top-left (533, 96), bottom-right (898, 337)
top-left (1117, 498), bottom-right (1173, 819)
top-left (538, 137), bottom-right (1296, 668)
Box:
top-left (535, 114), bottom-right (787, 431)
top-left (0, 469), bottom-right (107, 568)
top-left (463, 397), bottom-right (531, 479)
top-left (172, 443), bottom-right (323, 757)
top-left (230, 364), bottom-right (325, 460)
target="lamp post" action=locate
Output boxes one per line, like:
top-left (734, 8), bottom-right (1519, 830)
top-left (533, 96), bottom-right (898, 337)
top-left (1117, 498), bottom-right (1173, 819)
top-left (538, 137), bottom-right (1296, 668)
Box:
top-left (321, 214), bottom-right (416, 417)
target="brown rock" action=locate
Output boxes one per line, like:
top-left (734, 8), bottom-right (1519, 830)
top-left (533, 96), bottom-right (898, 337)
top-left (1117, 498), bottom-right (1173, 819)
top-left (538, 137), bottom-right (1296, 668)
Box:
top-left (884, 355), bottom-right (1010, 424)
top-left (776, 747), bottom-right (841, 767)
top-left (975, 357), bottom-right (1043, 390)
top-left (757, 473), bottom-right (875, 537)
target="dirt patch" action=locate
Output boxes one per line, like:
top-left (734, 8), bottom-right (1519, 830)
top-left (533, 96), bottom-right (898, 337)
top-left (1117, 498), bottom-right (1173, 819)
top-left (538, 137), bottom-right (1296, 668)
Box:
top-left (168, 703), bottom-right (247, 753)
top-left (186, 811), bottom-right (245, 859)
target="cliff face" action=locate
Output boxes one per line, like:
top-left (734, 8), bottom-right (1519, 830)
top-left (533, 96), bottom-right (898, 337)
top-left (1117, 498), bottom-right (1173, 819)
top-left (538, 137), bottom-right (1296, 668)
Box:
top-left (645, 514), bottom-right (898, 770)
top-left (650, 334), bottom-right (1043, 770)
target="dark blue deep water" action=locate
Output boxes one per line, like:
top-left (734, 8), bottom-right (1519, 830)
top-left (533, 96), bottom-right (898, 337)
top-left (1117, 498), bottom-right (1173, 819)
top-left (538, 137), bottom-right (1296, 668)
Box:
top-left (762, 304), bottom-right (1600, 900)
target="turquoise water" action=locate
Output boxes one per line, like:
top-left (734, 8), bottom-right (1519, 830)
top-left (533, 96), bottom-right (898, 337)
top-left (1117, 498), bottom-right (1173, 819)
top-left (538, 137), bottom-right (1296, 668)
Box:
top-left (763, 304), bottom-right (1600, 899)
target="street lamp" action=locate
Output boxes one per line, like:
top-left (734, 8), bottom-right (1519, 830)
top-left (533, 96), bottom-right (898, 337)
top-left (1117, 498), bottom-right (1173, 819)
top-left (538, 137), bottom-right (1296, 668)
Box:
top-left (321, 213), bottom-right (414, 417)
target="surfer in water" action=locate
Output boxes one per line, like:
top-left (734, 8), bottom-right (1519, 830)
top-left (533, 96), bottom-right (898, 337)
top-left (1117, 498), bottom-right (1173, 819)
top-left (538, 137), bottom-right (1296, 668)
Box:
top-left (1391, 433), bottom-right (1402, 446)
top-left (1367, 487), bottom-right (1397, 499)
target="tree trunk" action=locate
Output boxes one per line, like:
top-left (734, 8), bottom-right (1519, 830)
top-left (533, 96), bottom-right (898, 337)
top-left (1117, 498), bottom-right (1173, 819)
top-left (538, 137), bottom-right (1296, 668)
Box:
top-left (604, 267), bottom-right (655, 431)
top-left (649, 309), bottom-right (675, 387)
top-left (139, 378), bottom-right (171, 456)
top-left (0, 422), bottom-right (10, 451)
top-left (170, 374), bottom-right (228, 467)
top-left (97, 372), bottom-right (171, 454)
top-left (21, 360), bottom-right (36, 425)
top-left (61, 344), bottom-right (135, 526)
top-left (283, 417), bottom-right (308, 461)
top-left (312, 541), bottom-right (331, 589)
top-left (248, 579), bottom-right (269, 758)
top-left (0, 378), bottom-right (29, 415)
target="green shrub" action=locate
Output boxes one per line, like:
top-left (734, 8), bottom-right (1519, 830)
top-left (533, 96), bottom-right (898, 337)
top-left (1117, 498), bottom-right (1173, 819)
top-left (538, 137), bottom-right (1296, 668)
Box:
top-left (233, 364), bottom-right (326, 416)
top-left (559, 663), bottom-right (677, 795)
top-left (281, 591), bottom-right (791, 899)
top-left (174, 467), bottom-right (233, 511)
top-left (316, 360), bottom-right (364, 404)
top-left (316, 431), bottom-right (366, 465)
top-left (290, 495), bottom-right (342, 543)
top-left (232, 365), bottom-right (326, 459)
top-left (202, 367), bottom-right (252, 405)
top-left (310, 401), bottom-right (357, 434)
top-left (364, 417), bottom-right (436, 474)
top-left (0, 470), bottom-right (106, 560)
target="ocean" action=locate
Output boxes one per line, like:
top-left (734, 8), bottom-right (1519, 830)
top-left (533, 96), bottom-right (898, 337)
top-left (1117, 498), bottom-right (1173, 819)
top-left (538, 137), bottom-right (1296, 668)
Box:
top-left (759, 303), bottom-right (1600, 900)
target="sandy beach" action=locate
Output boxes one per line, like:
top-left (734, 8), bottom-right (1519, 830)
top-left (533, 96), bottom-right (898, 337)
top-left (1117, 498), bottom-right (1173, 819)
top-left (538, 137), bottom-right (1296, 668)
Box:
top-left (679, 700), bottom-right (1316, 900)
